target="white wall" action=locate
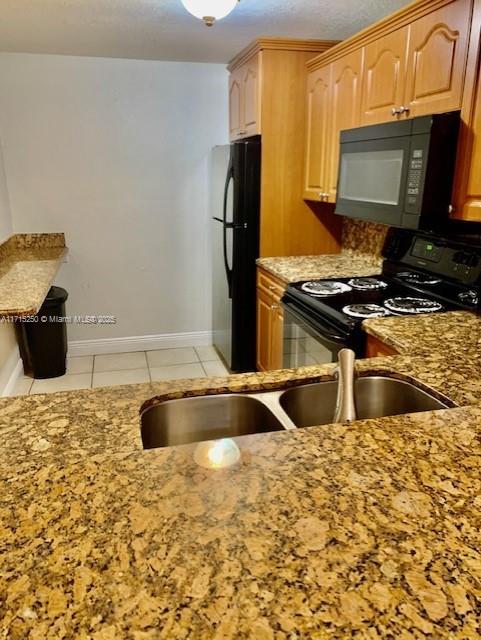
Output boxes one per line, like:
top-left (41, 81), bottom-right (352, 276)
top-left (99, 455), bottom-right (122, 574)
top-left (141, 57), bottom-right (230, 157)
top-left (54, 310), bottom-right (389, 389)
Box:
top-left (0, 53), bottom-right (228, 342)
top-left (0, 141), bottom-right (17, 385)
top-left (0, 141), bottom-right (13, 243)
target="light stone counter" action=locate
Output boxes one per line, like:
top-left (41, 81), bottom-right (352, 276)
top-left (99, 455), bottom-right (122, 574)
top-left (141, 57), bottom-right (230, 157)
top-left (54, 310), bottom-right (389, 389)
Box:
top-left (0, 233), bottom-right (67, 317)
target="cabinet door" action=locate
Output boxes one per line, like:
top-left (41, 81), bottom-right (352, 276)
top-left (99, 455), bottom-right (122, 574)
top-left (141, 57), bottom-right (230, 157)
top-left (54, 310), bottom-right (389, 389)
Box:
top-left (242, 54), bottom-right (261, 137)
top-left (303, 66), bottom-right (332, 201)
top-left (327, 50), bottom-right (363, 201)
top-left (452, 0), bottom-right (481, 220)
top-left (256, 288), bottom-right (272, 372)
top-left (270, 304), bottom-right (284, 370)
top-left (404, 0), bottom-right (471, 118)
top-left (454, 54), bottom-right (481, 220)
top-left (229, 69), bottom-right (243, 141)
top-left (360, 28), bottom-right (409, 125)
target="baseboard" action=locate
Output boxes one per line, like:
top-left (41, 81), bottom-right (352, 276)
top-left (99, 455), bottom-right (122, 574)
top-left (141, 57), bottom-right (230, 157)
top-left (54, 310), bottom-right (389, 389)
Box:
top-left (68, 330), bottom-right (213, 357)
top-left (0, 346), bottom-right (23, 397)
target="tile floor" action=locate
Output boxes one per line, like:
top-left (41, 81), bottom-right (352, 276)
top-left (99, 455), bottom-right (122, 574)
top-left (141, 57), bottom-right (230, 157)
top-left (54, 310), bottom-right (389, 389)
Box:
top-left (9, 346), bottom-right (231, 397)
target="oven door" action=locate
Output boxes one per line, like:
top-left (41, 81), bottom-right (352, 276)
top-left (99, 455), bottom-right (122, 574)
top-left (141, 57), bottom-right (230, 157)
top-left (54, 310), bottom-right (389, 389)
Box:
top-left (282, 301), bottom-right (351, 368)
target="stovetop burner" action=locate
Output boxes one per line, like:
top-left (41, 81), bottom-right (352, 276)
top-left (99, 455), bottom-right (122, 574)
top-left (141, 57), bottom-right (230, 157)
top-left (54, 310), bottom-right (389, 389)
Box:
top-left (301, 281), bottom-right (352, 296)
top-left (384, 297), bottom-right (444, 314)
top-left (397, 271), bottom-right (441, 286)
top-left (342, 304), bottom-right (391, 319)
top-left (348, 277), bottom-right (388, 290)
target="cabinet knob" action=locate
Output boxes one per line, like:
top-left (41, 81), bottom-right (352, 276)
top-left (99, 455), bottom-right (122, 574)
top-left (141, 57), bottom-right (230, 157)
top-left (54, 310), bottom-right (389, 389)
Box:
top-left (318, 192), bottom-right (329, 201)
top-left (399, 106), bottom-right (410, 114)
top-left (270, 304), bottom-right (279, 310)
top-left (391, 107), bottom-right (401, 116)
top-left (269, 285), bottom-right (276, 291)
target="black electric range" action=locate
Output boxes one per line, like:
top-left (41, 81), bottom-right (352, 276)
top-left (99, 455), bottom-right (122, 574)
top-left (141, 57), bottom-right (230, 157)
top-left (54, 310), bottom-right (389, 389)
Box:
top-left (282, 228), bottom-right (481, 365)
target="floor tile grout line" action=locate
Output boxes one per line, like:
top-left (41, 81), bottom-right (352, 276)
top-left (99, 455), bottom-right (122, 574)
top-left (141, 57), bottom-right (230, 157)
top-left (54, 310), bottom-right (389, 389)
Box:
top-left (23, 346), bottom-right (222, 395)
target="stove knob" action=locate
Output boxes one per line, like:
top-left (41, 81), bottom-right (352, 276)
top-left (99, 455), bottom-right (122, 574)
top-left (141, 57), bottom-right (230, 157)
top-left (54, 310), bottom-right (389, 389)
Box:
top-left (458, 290), bottom-right (479, 306)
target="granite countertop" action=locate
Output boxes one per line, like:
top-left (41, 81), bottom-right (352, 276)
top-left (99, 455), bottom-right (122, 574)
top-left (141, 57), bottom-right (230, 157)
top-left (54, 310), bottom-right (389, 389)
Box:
top-left (1, 314), bottom-right (481, 637)
top-left (256, 252), bottom-right (383, 284)
top-left (364, 310), bottom-right (481, 357)
top-left (0, 233), bottom-right (67, 317)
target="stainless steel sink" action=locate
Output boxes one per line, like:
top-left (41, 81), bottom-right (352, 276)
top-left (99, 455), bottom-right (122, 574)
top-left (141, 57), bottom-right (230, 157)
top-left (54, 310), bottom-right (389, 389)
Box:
top-left (141, 376), bottom-right (449, 450)
top-left (279, 376), bottom-right (448, 428)
top-left (141, 394), bottom-right (286, 449)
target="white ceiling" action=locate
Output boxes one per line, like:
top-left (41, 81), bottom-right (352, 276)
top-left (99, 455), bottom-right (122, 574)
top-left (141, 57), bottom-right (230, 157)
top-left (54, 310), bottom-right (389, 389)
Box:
top-left (0, 0), bottom-right (409, 64)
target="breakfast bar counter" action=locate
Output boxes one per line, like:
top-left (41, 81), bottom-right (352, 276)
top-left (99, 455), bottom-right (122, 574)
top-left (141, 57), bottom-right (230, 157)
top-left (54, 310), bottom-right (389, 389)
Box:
top-left (1, 313), bottom-right (481, 637)
top-left (0, 233), bottom-right (67, 318)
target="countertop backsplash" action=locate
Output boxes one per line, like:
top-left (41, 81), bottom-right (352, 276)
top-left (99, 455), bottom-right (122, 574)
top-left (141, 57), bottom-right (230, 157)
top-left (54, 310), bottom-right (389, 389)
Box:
top-left (342, 217), bottom-right (388, 259)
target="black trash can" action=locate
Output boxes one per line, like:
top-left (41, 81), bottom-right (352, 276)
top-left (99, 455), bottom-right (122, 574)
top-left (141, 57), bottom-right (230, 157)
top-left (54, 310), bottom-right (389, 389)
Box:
top-left (15, 286), bottom-right (69, 379)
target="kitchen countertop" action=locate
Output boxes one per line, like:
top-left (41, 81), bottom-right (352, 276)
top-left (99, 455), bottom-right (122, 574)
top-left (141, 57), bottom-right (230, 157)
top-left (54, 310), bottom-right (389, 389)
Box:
top-left (0, 233), bottom-right (67, 317)
top-left (256, 252), bottom-right (382, 284)
top-left (363, 310), bottom-right (481, 357)
top-left (1, 315), bottom-right (481, 637)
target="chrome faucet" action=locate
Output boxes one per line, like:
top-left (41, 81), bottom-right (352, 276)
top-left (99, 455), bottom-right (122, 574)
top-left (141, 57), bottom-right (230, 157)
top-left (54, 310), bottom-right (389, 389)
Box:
top-left (333, 349), bottom-right (357, 423)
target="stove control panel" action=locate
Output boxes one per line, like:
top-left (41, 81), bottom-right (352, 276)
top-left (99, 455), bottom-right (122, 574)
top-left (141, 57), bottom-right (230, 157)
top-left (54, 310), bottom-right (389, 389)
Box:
top-left (384, 229), bottom-right (481, 286)
top-left (411, 238), bottom-right (443, 262)
top-left (453, 250), bottom-right (480, 268)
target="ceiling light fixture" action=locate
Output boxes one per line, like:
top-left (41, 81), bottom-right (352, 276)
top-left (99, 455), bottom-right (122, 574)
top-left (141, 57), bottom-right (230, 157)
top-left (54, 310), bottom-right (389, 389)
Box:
top-left (181, 0), bottom-right (239, 27)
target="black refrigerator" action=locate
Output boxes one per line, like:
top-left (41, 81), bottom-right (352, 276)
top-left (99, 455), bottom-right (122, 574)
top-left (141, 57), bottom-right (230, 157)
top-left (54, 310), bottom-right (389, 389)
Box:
top-left (211, 136), bottom-right (261, 373)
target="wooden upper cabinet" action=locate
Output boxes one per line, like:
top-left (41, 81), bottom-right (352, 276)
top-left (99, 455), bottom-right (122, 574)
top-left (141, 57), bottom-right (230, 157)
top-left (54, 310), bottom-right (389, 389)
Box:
top-left (457, 87), bottom-right (481, 221)
top-left (242, 55), bottom-right (261, 137)
top-left (229, 53), bottom-right (261, 141)
top-left (452, 0), bottom-right (481, 221)
top-left (303, 65), bottom-right (331, 201)
top-left (229, 69), bottom-right (242, 140)
top-left (360, 28), bottom-right (409, 125)
top-left (404, 0), bottom-right (472, 117)
top-left (327, 50), bottom-right (363, 200)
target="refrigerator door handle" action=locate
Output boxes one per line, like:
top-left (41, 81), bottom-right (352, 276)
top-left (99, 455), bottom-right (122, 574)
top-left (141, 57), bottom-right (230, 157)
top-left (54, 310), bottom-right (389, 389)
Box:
top-left (222, 162), bottom-right (235, 298)
top-left (212, 217), bottom-right (247, 230)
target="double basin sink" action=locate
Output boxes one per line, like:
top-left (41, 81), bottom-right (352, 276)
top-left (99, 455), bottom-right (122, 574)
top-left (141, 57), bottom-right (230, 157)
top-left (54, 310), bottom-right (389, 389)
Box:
top-left (141, 376), bottom-right (448, 450)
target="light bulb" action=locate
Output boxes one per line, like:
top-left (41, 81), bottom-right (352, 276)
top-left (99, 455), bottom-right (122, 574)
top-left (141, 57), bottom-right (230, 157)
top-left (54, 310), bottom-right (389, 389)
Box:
top-left (181, 0), bottom-right (239, 26)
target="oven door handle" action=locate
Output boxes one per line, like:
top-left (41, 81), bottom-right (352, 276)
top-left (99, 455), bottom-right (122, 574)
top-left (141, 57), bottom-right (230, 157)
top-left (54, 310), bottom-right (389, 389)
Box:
top-left (282, 300), bottom-right (348, 343)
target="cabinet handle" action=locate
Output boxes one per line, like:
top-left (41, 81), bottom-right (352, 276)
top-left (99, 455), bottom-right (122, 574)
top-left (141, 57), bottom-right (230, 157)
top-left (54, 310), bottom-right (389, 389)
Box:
top-left (269, 285), bottom-right (276, 291)
top-left (399, 106), bottom-right (410, 114)
top-left (318, 192), bottom-right (329, 201)
top-left (270, 304), bottom-right (279, 310)
top-left (448, 204), bottom-right (455, 214)
top-left (391, 107), bottom-right (401, 116)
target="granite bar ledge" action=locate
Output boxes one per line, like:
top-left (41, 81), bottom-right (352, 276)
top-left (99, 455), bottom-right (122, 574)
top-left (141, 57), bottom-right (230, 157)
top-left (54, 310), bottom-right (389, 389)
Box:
top-left (0, 233), bottom-right (67, 317)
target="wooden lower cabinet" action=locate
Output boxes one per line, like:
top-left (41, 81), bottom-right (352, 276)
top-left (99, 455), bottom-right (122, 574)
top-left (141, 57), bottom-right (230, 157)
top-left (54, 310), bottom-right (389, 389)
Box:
top-left (365, 334), bottom-right (399, 358)
top-left (256, 268), bottom-right (285, 371)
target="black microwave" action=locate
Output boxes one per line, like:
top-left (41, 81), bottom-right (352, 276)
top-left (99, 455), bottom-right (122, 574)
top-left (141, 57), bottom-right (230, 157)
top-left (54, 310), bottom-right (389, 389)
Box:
top-left (334, 111), bottom-right (461, 231)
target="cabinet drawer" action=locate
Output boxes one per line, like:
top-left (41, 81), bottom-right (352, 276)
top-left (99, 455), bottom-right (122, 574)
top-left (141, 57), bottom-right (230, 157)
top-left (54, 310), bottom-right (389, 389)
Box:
top-left (257, 269), bottom-right (285, 302)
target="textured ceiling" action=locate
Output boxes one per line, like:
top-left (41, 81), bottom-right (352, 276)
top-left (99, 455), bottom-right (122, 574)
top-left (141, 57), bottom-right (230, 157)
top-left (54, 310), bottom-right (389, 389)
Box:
top-left (0, 0), bottom-right (409, 63)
